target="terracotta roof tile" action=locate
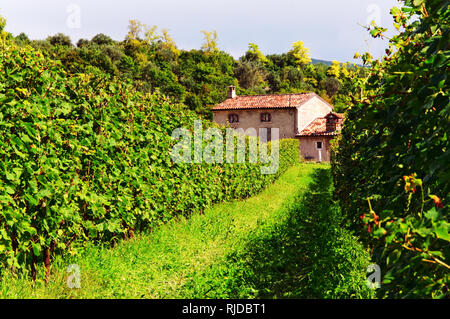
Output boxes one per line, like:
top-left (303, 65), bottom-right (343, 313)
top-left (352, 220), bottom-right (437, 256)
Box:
top-left (212, 92), bottom-right (317, 110)
top-left (297, 113), bottom-right (345, 137)
top-left (298, 118), bottom-right (329, 136)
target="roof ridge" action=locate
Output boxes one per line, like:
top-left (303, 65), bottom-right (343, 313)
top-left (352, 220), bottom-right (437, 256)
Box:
top-left (234, 92), bottom-right (315, 98)
top-left (212, 92), bottom-right (320, 110)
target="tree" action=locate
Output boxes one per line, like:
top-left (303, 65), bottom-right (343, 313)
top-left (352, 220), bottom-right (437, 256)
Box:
top-left (327, 60), bottom-right (341, 78)
top-left (47, 33), bottom-right (72, 47)
top-left (77, 38), bottom-right (90, 48)
top-left (244, 43), bottom-right (269, 65)
top-left (0, 15), bottom-right (5, 32)
top-left (126, 19), bottom-right (144, 41)
top-left (201, 30), bottom-right (219, 53)
top-left (290, 40), bottom-right (312, 67)
top-left (235, 60), bottom-right (268, 91)
top-left (102, 45), bottom-right (124, 63)
top-left (91, 33), bottom-right (114, 46)
top-left (15, 32), bottom-right (30, 45)
top-left (320, 77), bottom-right (341, 97)
top-left (144, 25), bottom-right (160, 45)
top-left (160, 28), bottom-right (180, 57)
top-left (287, 66), bottom-right (305, 88)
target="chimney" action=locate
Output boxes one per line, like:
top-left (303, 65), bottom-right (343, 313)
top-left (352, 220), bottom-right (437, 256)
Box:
top-left (228, 85), bottom-right (236, 99)
top-left (326, 114), bottom-right (337, 132)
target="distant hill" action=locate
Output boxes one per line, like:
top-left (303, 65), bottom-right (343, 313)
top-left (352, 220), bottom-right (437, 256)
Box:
top-left (311, 58), bottom-right (333, 66)
top-left (311, 58), bottom-right (363, 67)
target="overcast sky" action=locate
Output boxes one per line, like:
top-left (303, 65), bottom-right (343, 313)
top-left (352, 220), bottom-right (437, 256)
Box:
top-left (0, 0), bottom-right (399, 62)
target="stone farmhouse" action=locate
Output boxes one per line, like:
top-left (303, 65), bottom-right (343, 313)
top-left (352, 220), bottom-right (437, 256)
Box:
top-left (212, 86), bottom-right (344, 162)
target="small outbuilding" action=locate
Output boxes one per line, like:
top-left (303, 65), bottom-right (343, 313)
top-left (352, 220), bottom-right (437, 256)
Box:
top-left (296, 112), bottom-right (344, 162)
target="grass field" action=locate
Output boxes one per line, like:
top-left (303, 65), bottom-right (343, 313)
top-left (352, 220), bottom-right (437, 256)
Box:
top-left (0, 163), bottom-right (372, 299)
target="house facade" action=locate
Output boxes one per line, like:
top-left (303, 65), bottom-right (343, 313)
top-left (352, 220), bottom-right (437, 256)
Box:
top-left (212, 86), bottom-right (344, 162)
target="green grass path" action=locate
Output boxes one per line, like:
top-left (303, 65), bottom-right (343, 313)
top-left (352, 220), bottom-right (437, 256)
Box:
top-left (1, 163), bottom-right (324, 298)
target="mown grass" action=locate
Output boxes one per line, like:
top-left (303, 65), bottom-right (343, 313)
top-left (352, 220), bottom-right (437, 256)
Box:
top-left (0, 163), bottom-right (323, 299)
top-left (178, 167), bottom-right (375, 299)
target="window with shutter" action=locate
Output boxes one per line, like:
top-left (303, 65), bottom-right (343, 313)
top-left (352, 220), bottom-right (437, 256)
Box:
top-left (228, 114), bottom-right (239, 123)
top-left (260, 113), bottom-right (271, 122)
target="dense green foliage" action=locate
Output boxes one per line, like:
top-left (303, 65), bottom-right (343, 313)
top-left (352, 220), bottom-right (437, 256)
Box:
top-left (332, 0), bottom-right (449, 298)
top-left (9, 22), bottom-right (366, 117)
top-left (180, 168), bottom-right (374, 298)
top-left (5, 0), bottom-right (447, 298)
top-left (0, 25), bottom-right (300, 274)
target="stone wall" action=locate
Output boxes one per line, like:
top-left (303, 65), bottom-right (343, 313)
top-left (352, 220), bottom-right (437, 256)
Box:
top-left (212, 108), bottom-right (297, 140)
top-left (298, 136), bottom-right (333, 162)
top-left (212, 97), bottom-right (333, 140)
